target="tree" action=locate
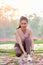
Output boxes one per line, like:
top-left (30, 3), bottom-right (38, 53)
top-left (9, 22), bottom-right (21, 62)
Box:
top-left (28, 13), bottom-right (41, 37)
top-left (39, 24), bottom-right (43, 37)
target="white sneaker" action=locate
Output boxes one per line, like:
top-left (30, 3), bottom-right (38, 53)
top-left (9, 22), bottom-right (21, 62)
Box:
top-left (20, 54), bottom-right (27, 61)
top-left (27, 54), bottom-right (32, 61)
top-left (19, 54), bottom-right (32, 62)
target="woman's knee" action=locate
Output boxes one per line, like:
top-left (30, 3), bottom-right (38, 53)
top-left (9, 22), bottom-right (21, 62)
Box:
top-left (16, 52), bottom-right (22, 57)
top-left (14, 47), bottom-right (22, 57)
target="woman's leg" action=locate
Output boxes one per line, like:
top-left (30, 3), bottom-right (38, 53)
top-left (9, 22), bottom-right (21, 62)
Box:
top-left (24, 37), bottom-right (31, 54)
top-left (14, 43), bottom-right (23, 57)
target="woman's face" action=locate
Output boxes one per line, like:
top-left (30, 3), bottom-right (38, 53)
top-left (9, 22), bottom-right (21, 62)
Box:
top-left (20, 20), bottom-right (28, 30)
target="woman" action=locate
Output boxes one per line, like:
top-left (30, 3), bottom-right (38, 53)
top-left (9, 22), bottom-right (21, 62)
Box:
top-left (14, 16), bottom-right (34, 58)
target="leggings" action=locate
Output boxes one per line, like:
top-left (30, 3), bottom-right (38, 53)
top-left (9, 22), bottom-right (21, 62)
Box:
top-left (14, 37), bottom-right (31, 57)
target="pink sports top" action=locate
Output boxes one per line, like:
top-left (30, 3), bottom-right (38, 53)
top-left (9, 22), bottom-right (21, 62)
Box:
top-left (16, 28), bottom-right (31, 43)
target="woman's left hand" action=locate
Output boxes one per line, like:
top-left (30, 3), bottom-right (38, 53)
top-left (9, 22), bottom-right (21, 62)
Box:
top-left (30, 51), bottom-right (34, 57)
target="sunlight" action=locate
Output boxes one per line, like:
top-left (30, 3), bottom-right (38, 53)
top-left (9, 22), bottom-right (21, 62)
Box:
top-left (0, 0), bottom-right (43, 18)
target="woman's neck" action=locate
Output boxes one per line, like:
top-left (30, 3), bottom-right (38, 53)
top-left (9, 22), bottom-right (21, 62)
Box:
top-left (21, 28), bottom-right (26, 34)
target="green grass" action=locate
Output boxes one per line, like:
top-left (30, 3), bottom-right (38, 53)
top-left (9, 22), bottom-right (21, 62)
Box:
top-left (0, 40), bottom-right (43, 44)
top-left (8, 49), bottom-right (15, 56)
top-left (34, 50), bottom-right (43, 53)
top-left (0, 49), bottom-right (15, 56)
top-left (0, 49), bottom-right (43, 56)
top-left (34, 40), bottom-right (43, 44)
top-left (0, 40), bottom-right (43, 56)
top-left (0, 41), bottom-right (15, 44)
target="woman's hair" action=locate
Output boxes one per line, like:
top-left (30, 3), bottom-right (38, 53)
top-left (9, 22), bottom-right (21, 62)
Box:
top-left (17, 16), bottom-right (28, 29)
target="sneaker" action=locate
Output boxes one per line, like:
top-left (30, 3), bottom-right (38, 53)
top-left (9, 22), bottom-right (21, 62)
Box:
top-left (27, 54), bottom-right (32, 62)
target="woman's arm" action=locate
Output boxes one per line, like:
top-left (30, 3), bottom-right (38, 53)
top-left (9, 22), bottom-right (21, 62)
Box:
top-left (29, 30), bottom-right (34, 51)
top-left (29, 30), bottom-right (34, 56)
top-left (15, 30), bottom-right (26, 53)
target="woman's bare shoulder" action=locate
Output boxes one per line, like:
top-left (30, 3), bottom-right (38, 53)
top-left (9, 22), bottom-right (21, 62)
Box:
top-left (27, 28), bottom-right (32, 33)
top-left (14, 28), bottom-right (21, 34)
top-left (27, 28), bottom-right (33, 36)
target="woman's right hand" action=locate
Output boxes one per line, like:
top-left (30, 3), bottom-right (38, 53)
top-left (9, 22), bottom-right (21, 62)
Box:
top-left (23, 52), bottom-right (28, 58)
